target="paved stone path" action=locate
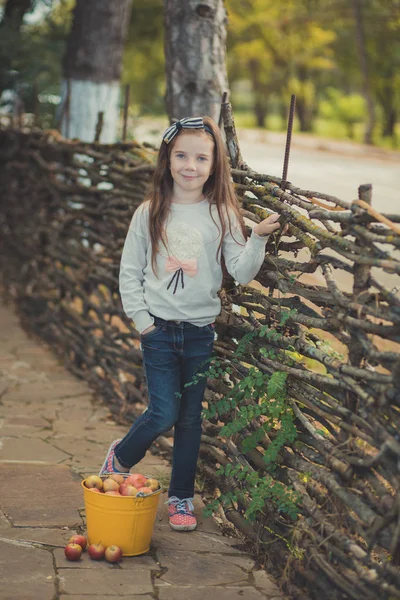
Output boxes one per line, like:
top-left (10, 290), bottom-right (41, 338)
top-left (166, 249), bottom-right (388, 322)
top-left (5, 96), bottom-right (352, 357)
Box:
top-left (0, 302), bottom-right (285, 600)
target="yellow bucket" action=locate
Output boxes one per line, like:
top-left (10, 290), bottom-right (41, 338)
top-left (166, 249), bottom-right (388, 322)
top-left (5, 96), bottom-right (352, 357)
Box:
top-left (81, 476), bottom-right (162, 556)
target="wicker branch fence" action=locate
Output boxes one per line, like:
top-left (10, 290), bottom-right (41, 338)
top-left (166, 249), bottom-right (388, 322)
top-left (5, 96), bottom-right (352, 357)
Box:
top-left (0, 115), bottom-right (399, 600)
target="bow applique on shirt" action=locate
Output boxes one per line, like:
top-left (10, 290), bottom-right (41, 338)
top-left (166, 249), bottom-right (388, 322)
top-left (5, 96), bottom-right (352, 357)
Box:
top-left (166, 256), bottom-right (198, 294)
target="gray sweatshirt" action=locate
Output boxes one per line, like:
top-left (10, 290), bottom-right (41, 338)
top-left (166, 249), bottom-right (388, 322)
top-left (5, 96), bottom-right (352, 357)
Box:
top-left (119, 199), bottom-right (269, 334)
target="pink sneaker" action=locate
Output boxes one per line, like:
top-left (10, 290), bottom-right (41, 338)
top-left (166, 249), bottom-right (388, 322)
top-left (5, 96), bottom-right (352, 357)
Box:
top-left (167, 496), bottom-right (197, 531)
top-left (99, 439), bottom-right (126, 476)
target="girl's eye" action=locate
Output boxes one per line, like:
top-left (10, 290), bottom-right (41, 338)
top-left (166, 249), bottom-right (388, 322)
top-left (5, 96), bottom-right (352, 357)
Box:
top-left (175, 153), bottom-right (185, 159)
top-left (198, 156), bottom-right (207, 161)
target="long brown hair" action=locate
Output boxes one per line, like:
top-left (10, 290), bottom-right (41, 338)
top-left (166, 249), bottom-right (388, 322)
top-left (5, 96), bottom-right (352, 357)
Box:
top-left (144, 116), bottom-right (247, 276)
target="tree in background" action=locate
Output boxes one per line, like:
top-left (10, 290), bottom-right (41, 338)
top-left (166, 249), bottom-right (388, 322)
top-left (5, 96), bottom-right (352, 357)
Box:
top-left (314, 0), bottom-right (399, 145)
top-left (0, 0), bottom-right (68, 124)
top-left (0, 0), bottom-right (32, 32)
top-left (123, 0), bottom-right (165, 116)
top-left (1, 0), bottom-right (398, 146)
top-left (351, 0), bottom-right (376, 144)
top-left (319, 88), bottom-right (366, 139)
top-left (164, 0), bottom-right (229, 122)
top-left (353, 0), bottom-right (399, 144)
top-left (226, 0), bottom-right (336, 130)
top-left (60, 0), bottom-right (132, 143)
top-left (0, 0), bottom-right (34, 93)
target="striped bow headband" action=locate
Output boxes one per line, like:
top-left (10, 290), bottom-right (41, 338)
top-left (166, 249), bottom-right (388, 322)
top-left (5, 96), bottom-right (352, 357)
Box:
top-left (162, 117), bottom-right (213, 144)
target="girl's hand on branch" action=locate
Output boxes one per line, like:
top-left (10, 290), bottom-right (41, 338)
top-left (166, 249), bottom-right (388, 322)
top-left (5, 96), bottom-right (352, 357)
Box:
top-left (253, 213), bottom-right (289, 237)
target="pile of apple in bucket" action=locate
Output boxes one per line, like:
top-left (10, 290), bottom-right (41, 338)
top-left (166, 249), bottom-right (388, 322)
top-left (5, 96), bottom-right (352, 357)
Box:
top-left (84, 473), bottom-right (160, 497)
top-left (64, 473), bottom-right (162, 563)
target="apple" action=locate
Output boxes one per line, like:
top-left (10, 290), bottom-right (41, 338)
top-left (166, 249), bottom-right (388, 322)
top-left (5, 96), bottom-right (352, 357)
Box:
top-left (85, 475), bottom-right (103, 490)
top-left (64, 543), bottom-right (82, 561)
top-left (109, 473), bottom-right (125, 485)
top-left (105, 545), bottom-right (123, 563)
top-left (137, 487), bottom-right (153, 496)
top-left (105, 490), bottom-right (121, 496)
top-left (126, 473), bottom-right (147, 488)
top-left (68, 534), bottom-right (87, 550)
top-left (89, 488), bottom-right (101, 494)
top-left (103, 478), bottom-right (120, 493)
top-left (87, 543), bottom-right (105, 560)
top-left (144, 478), bottom-right (159, 491)
top-left (120, 484), bottom-right (138, 496)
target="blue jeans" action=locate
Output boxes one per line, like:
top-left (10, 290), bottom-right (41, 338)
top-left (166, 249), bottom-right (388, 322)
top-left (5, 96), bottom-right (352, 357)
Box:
top-left (114, 314), bottom-right (215, 499)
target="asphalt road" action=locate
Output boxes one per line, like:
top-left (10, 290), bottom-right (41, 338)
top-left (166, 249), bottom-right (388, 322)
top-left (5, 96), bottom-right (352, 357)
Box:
top-left (237, 128), bottom-right (400, 215)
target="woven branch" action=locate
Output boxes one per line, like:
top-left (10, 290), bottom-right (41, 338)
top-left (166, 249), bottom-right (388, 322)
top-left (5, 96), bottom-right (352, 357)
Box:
top-left (0, 122), bottom-right (399, 600)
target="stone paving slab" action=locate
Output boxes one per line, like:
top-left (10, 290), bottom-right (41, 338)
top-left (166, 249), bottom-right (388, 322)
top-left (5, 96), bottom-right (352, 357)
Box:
top-left (45, 435), bottom-right (106, 460)
top-left (0, 511), bottom-right (11, 531)
top-left (158, 587), bottom-right (273, 599)
top-left (151, 528), bottom-right (244, 553)
top-left (0, 437), bottom-right (70, 463)
top-left (0, 400), bottom-right (63, 421)
top-left (0, 464), bottom-right (83, 527)
top-left (2, 415), bottom-right (49, 428)
top-left (0, 416), bottom-right (52, 437)
top-left (155, 549), bottom-right (250, 586)
top-left (0, 540), bottom-right (55, 600)
top-left (58, 597), bottom-right (154, 600)
top-left (1, 373), bottom-right (92, 406)
top-left (2, 380), bottom-right (91, 403)
top-left (252, 569), bottom-right (286, 596)
top-left (0, 526), bottom-right (72, 547)
top-left (57, 566), bottom-right (154, 595)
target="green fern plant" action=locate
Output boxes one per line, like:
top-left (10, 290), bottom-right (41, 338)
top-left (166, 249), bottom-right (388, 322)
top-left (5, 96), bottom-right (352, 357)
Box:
top-left (178, 313), bottom-right (301, 525)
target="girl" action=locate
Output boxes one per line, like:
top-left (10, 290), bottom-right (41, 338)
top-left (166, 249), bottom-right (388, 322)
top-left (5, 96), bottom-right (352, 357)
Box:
top-left (99, 116), bottom-right (286, 531)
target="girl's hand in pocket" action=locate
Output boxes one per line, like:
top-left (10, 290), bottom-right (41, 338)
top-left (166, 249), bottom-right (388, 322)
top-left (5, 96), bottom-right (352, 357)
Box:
top-left (142, 324), bottom-right (156, 335)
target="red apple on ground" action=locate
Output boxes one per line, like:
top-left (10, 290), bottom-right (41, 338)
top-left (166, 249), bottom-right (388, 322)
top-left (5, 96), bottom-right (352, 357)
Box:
top-left (103, 478), bottom-right (120, 493)
top-left (87, 543), bottom-right (105, 560)
top-left (85, 475), bottom-right (103, 490)
top-left (105, 545), bottom-right (123, 563)
top-left (68, 534), bottom-right (87, 550)
top-left (120, 484), bottom-right (138, 496)
top-left (126, 473), bottom-right (147, 488)
top-left (64, 543), bottom-right (82, 561)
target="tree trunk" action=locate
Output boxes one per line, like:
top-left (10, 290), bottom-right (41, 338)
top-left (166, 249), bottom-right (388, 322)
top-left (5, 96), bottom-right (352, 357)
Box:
top-left (382, 108), bottom-right (397, 140)
top-left (164, 0), bottom-right (229, 122)
top-left (351, 0), bottom-right (376, 145)
top-left (378, 78), bottom-right (397, 140)
top-left (0, 0), bottom-right (32, 30)
top-left (254, 101), bottom-right (267, 128)
top-left (60, 0), bottom-right (132, 143)
top-left (0, 0), bottom-right (33, 94)
top-left (296, 99), bottom-right (310, 132)
top-left (248, 59), bottom-right (267, 128)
